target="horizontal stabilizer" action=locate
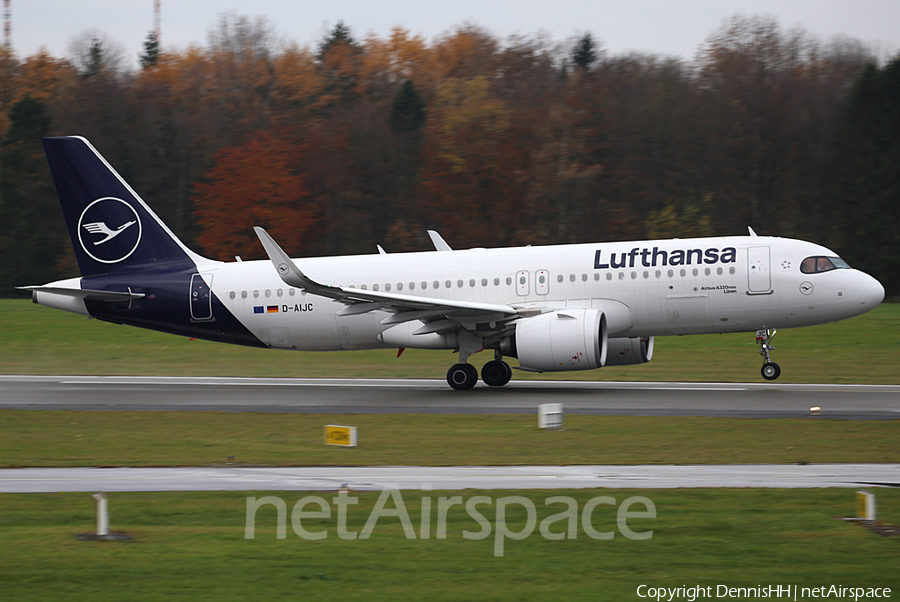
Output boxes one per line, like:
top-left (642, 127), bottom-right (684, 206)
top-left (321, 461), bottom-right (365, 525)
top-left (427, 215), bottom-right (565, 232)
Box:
top-left (17, 286), bottom-right (145, 301)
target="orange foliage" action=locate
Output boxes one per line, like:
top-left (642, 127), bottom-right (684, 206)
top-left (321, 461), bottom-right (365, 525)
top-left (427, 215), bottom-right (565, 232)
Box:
top-left (194, 131), bottom-right (316, 260)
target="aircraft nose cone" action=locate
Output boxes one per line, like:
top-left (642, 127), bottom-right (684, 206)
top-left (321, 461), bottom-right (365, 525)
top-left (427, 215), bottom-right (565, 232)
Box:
top-left (860, 273), bottom-right (885, 308)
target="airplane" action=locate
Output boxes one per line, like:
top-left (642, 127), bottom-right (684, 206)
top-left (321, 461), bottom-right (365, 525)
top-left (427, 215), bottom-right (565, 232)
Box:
top-left (19, 136), bottom-right (885, 389)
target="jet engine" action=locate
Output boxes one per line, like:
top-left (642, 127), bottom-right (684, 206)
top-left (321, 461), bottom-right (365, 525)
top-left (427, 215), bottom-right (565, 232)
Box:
top-left (506, 308), bottom-right (607, 372)
top-left (604, 336), bottom-right (654, 366)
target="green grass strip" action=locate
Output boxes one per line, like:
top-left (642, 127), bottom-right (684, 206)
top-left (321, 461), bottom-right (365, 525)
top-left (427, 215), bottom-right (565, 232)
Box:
top-left (0, 489), bottom-right (897, 601)
top-left (1, 410), bottom-right (898, 467)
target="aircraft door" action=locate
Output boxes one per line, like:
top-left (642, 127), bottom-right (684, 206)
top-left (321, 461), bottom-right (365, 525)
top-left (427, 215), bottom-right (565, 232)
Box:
top-left (747, 246), bottom-right (772, 293)
top-left (516, 270), bottom-right (530, 296)
top-left (190, 273), bottom-right (214, 321)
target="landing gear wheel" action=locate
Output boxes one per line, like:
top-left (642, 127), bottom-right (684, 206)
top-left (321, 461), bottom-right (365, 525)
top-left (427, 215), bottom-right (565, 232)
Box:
top-left (447, 363), bottom-right (478, 390)
top-left (761, 362), bottom-right (781, 381)
top-left (481, 360), bottom-right (512, 387)
top-left (755, 328), bottom-right (781, 381)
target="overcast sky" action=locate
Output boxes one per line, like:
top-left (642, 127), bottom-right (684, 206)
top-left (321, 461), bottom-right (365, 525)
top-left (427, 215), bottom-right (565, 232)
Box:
top-left (7, 0), bottom-right (900, 67)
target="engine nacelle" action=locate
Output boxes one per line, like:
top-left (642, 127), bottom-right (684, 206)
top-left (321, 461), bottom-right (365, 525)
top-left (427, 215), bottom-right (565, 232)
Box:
top-left (513, 308), bottom-right (607, 372)
top-left (604, 336), bottom-right (654, 366)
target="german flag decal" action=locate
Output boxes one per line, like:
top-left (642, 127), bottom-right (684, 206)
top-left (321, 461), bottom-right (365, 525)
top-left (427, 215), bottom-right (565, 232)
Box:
top-left (267, 306), bottom-right (279, 313)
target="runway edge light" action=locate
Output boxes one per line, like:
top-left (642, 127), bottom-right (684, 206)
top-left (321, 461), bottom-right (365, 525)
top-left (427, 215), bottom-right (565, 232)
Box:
top-left (325, 425), bottom-right (358, 447)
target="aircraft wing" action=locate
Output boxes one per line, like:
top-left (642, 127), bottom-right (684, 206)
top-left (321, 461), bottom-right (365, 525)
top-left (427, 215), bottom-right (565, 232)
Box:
top-left (253, 227), bottom-right (521, 333)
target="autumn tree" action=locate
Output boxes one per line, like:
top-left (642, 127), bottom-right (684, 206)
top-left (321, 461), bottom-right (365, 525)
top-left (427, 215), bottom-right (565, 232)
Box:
top-left (420, 76), bottom-right (534, 246)
top-left (317, 21), bottom-right (365, 109)
top-left (193, 131), bottom-right (315, 260)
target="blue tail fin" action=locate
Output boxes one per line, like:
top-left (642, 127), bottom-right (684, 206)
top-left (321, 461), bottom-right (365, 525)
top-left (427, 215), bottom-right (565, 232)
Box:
top-left (42, 136), bottom-right (204, 277)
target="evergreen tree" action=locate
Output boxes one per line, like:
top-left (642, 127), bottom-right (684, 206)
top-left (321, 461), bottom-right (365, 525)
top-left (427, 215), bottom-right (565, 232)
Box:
top-left (83, 38), bottom-right (105, 78)
top-left (0, 96), bottom-right (68, 293)
top-left (831, 56), bottom-right (900, 296)
top-left (140, 31), bottom-right (160, 69)
top-left (317, 21), bottom-right (359, 60)
top-left (572, 33), bottom-right (597, 72)
top-left (390, 80), bottom-right (426, 132)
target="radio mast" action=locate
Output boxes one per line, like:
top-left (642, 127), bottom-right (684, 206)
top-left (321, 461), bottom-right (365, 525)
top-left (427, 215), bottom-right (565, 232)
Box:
top-left (3, 0), bottom-right (10, 48)
top-left (154, 0), bottom-right (161, 47)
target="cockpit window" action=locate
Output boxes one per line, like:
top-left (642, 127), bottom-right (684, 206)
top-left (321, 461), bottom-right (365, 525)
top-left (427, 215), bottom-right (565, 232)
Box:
top-left (800, 256), bottom-right (850, 274)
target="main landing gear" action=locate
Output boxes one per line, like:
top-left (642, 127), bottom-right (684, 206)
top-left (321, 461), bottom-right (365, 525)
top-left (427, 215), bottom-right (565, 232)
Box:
top-left (756, 328), bottom-right (781, 381)
top-left (446, 354), bottom-right (512, 390)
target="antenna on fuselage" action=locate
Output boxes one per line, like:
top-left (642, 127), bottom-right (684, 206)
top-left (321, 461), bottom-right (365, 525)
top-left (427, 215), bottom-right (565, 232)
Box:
top-left (748, 226), bottom-right (758, 237)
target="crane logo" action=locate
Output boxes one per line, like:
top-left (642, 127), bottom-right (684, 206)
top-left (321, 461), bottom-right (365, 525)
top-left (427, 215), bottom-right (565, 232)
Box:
top-left (77, 197), bottom-right (142, 264)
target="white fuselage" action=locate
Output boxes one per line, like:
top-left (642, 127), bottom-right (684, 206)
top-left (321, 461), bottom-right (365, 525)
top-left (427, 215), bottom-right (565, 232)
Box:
top-left (201, 235), bottom-right (883, 352)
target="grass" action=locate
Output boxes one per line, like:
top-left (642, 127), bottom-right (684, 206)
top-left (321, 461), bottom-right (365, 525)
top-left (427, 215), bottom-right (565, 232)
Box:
top-left (0, 489), bottom-right (897, 601)
top-left (2, 301), bottom-right (898, 599)
top-left (1, 299), bottom-right (898, 383)
top-left (1, 410), bottom-right (899, 468)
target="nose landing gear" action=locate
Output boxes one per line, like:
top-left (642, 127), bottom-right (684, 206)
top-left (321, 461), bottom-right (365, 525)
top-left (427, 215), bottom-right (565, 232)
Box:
top-left (756, 328), bottom-right (781, 380)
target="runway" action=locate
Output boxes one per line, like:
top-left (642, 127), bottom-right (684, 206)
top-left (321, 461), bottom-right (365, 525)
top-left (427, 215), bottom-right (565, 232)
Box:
top-left (1, 464), bottom-right (898, 492)
top-left (1, 375), bottom-right (899, 419)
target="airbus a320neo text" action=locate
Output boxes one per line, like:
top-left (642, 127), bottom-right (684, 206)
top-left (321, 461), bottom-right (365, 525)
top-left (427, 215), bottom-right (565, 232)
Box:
top-left (21, 137), bottom-right (884, 389)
